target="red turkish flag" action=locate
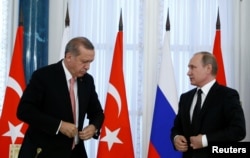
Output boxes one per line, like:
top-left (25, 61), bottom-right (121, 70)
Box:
top-left (213, 10), bottom-right (227, 86)
top-left (97, 14), bottom-right (134, 158)
top-left (0, 24), bottom-right (28, 157)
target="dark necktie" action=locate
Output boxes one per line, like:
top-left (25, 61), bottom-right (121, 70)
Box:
top-left (192, 89), bottom-right (202, 125)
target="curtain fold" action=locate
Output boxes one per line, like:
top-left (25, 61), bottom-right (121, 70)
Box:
top-left (234, 0), bottom-right (250, 142)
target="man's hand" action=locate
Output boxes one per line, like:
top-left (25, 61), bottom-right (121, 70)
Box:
top-left (174, 135), bottom-right (188, 152)
top-left (190, 134), bottom-right (203, 149)
top-left (79, 124), bottom-right (96, 140)
top-left (59, 121), bottom-right (78, 138)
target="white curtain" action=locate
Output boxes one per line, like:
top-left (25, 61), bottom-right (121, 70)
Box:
top-left (234, 0), bottom-right (250, 144)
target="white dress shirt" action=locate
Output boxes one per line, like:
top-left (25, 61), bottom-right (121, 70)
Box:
top-left (190, 79), bottom-right (216, 147)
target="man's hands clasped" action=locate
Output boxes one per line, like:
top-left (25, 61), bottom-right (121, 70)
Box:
top-left (59, 121), bottom-right (96, 140)
top-left (174, 134), bottom-right (203, 152)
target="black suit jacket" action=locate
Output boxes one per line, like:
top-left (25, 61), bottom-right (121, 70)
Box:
top-left (171, 82), bottom-right (246, 158)
top-left (17, 61), bottom-right (104, 158)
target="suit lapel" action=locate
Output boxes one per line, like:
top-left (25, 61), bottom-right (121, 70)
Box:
top-left (187, 89), bottom-right (197, 123)
top-left (194, 82), bottom-right (219, 133)
top-left (183, 89), bottom-right (197, 136)
top-left (200, 82), bottom-right (219, 116)
top-left (54, 61), bottom-right (74, 122)
top-left (76, 76), bottom-right (88, 130)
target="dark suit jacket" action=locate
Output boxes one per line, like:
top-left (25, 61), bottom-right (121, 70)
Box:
top-left (17, 61), bottom-right (104, 158)
top-left (171, 82), bottom-right (246, 158)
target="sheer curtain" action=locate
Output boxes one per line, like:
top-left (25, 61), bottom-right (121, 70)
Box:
top-left (68, 0), bottom-right (143, 157)
top-left (233, 0), bottom-right (250, 142)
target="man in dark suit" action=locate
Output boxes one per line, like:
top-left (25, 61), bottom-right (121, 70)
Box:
top-left (17, 37), bottom-right (104, 158)
top-left (171, 51), bottom-right (246, 158)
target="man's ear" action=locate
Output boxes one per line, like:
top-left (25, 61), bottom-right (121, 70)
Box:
top-left (65, 52), bottom-right (72, 61)
top-left (206, 64), bottom-right (212, 74)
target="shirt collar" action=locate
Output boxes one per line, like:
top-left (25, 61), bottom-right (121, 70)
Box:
top-left (62, 60), bottom-right (73, 81)
top-left (198, 79), bottom-right (216, 96)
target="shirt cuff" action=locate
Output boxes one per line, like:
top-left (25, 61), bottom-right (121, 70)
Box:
top-left (202, 134), bottom-right (208, 147)
top-left (56, 120), bottom-right (62, 134)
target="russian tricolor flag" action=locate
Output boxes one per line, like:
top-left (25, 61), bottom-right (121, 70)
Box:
top-left (147, 13), bottom-right (182, 158)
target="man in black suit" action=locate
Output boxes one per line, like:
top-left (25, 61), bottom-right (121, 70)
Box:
top-left (17, 37), bottom-right (104, 158)
top-left (171, 51), bottom-right (246, 158)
